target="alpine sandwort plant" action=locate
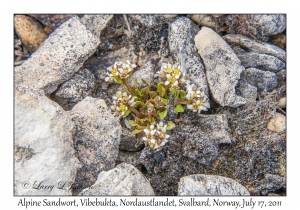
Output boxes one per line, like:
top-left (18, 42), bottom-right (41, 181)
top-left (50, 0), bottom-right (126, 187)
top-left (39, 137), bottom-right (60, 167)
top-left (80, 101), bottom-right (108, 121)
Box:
top-left (105, 61), bottom-right (209, 150)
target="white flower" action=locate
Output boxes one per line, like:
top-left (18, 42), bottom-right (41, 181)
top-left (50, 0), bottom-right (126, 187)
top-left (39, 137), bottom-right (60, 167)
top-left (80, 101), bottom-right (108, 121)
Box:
top-left (165, 74), bottom-right (179, 87)
top-left (104, 61), bottom-right (137, 82)
top-left (113, 91), bottom-right (123, 100)
top-left (186, 98), bottom-right (210, 113)
top-left (141, 122), bottom-right (171, 150)
top-left (149, 139), bottom-right (157, 148)
top-left (116, 103), bottom-right (128, 115)
top-left (156, 122), bottom-right (167, 133)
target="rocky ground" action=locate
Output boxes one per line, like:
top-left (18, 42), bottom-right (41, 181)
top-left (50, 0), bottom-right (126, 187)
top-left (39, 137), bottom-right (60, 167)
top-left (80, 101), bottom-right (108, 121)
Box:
top-left (14, 14), bottom-right (286, 196)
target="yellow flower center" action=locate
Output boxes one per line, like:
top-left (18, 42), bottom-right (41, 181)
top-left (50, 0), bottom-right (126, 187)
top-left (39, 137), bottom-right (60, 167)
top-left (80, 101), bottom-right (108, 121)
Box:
top-left (167, 76), bottom-right (177, 83)
top-left (193, 103), bottom-right (199, 110)
top-left (173, 68), bottom-right (180, 75)
top-left (111, 68), bottom-right (118, 76)
top-left (199, 101), bottom-right (205, 106)
top-left (149, 140), bottom-right (157, 147)
top-left (119, 104), bottom-right (127, 112)
top-left (159, 132), bottom-right (166, 139)
top-left (165, 67), bottom-right (173, 73)
top-left (117, 93), bottom-right (123, 99)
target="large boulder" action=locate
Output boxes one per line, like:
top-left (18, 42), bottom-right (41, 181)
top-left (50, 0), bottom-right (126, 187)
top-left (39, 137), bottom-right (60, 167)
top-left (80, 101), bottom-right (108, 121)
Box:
top-left (178, 174), bottom-right (250, 195)
top-left (14, 86), bottom-right (81, 195)
top-left (14, 16), bottom-right (108, 95)
top-left (68, 97), bottom-right (122, 195)
top-left (223, 34), bottom-right (286, 62)
top-left (168, 17), bottom-right (209, 97)
top-left (242, 68), bottom-right (278, 93)
top-left (194, 27), bottom-right (246, 107)
top-left (78, 163), bottom-right (155, 195)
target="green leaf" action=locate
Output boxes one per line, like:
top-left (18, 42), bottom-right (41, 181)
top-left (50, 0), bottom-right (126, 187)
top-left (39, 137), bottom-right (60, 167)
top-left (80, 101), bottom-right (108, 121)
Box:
top-left (132, 129), bottom-right (143, 133)
top-left (149, 91), bottom-right (157, 99)
top-left (122, 109), bottom-right (131, 118)
top-left (158, 109), bottom-right (168, 119)
top-left (169, 88), bottom-right (176, 94)
top-left (114, 76), bottom-right (123, 84)
top-left (134, 101), bottom-right (145, 108)
top-left (175, 104), bottom-right (184, 113)
top-left (157, 82), bottom-right (165, 96)
top-left (129, 120), bottom-right (137, 126)
top-left (160, 97), bottom-right (169, 105)
top-left (128, 72), bottom-right (133, 78)
top-left (134, 78), bottom-right (138, 89)
top-left (174, 89), bottom-right (179, 99)
top-left (134, 89), bottom-right (142, 97)
top-left (141, 87), bottom-right (150, 95)
top-left (160, 86), bottom-right (166, 97)
top-left (166, 121), bottom-right (175, 130)
top-left (141, 78), bottom-right (149, 85)
top-left (157, 85), bottom-right (162, 94)
top-left (179, 90), bottom-right (187, 99)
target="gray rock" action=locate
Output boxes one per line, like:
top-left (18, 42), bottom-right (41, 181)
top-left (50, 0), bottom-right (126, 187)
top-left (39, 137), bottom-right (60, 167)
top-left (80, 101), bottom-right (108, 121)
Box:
top-left (14, 16), bottom-right (102, 95)
top-left (80, 14), bottom-right (113, 38)
top-left (256, 174), bottom-right (286, 196)
top-left (232, 46), bottom-right (285, 72)
top-left (53, 68), bottom-right (96, 110)
top-left (242, 68), bottom-right (278, 93)
top-left (168, 17), bottom-right (209, 97)
top-left (194, 27), bottom-right (246, 107)
top-left (182, 132), bottom-right (219, 165)
top-left (236, 79), bottom-right (258, 103)
top-left (78, 163), bottom-right (155, 195)
top-left (251, 15), bottom-right (286, 37)
top-left (84, 46), bottom-right (138, 83)
top-left (128, 14), bottom-right (177, 28)
top-left (223, 34), bottom-right (286, 62)
top-left (14, 85), bottom-right (81, 195)
top-left (119, 127), bottom-right (144, 151)
top-left (128, 52), bottom-right (160, 87)
top-left (68, 96), bottom-right (121, 195)
top-left (116, 150), bottom-right (143, 169)
top-left (181, 114), bottom-right (233, 145)
top-left (178, 175), bottom-right (250, 195)
top-left (276, 69), bottom-right (286, 83)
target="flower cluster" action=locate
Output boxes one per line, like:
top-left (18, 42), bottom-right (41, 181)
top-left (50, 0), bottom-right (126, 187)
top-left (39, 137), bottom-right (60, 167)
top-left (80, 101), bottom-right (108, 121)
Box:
top-left (142, 122), bottom-right (170, 150)
top-left (110, 91), bottom-right (136, 116)
top-left (105, 60), bottom-right (211, 151)
top-left (155, 63), bottom-right (187, 88)
top-left (185, 83), bottom-right (210, 113)
top-left (105, 60), bottom-right (137, 82)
